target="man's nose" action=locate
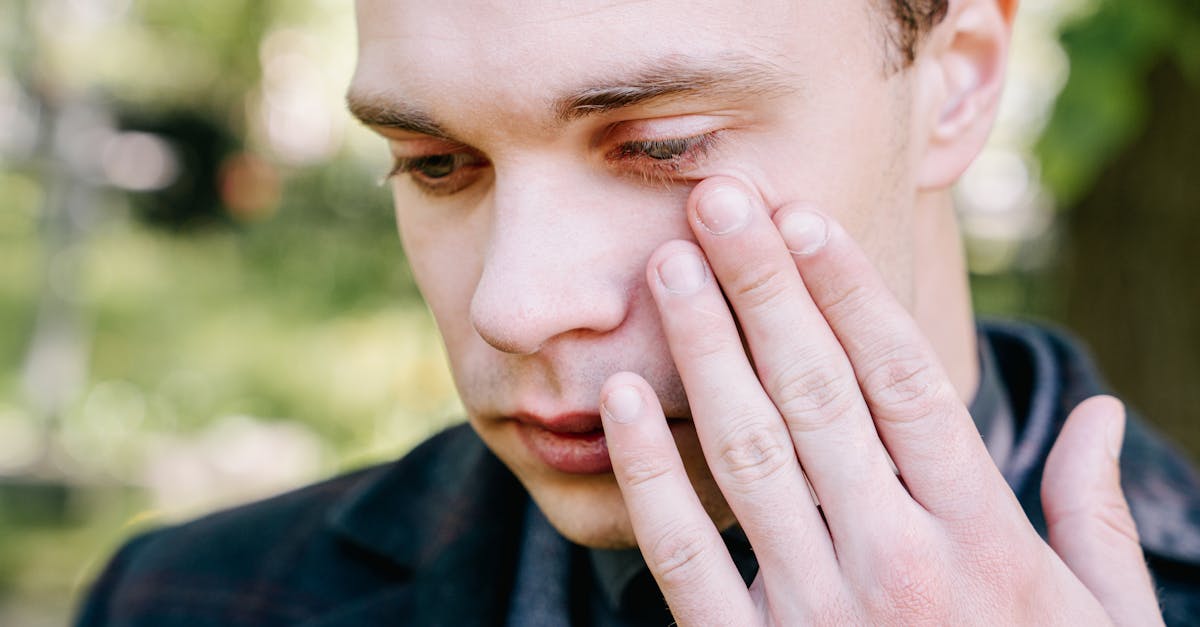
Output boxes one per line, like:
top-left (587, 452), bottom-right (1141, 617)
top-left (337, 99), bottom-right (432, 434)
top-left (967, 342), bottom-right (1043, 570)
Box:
top-left (469, 182), bottom-right (631, 355)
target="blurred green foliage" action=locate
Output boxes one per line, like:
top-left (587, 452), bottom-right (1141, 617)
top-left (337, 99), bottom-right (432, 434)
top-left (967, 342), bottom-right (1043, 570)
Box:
top-left (1037, 0), bottom-right (1200, 205)
top-left (1, 2), bottom-right (463, 621)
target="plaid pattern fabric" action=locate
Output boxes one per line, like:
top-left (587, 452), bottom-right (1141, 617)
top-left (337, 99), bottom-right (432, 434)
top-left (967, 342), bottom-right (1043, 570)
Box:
top-left (76, 321), bottom-right (1200, 626)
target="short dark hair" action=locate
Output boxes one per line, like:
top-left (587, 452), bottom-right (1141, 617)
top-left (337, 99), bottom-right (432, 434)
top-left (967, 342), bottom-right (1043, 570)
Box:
top-left (887, 0), bottom-right (950, 65)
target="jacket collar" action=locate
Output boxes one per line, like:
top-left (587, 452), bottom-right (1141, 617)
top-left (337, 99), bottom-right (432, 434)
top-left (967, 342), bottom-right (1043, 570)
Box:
top-left (984, 320), bottom-right (1200, 565)
top-left (313, 424), bottom-right (528, 626)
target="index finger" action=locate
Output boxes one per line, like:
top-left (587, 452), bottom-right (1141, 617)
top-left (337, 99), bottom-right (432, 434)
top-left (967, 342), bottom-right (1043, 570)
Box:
top-left (599, 373), bottom-right (757, 626)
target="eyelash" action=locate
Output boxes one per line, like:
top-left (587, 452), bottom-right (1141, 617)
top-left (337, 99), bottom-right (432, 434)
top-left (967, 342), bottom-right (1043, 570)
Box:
top-left (384, 131), bottom-right (721, 196)
top-left (607, 132), bottom-right (720, 183)
top-left (382, 153), bottom-right (489, 195)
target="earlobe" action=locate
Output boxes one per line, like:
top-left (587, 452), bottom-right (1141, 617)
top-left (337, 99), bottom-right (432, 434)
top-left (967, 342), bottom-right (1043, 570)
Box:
top-left (915, 0), bottom-right (1014, 191)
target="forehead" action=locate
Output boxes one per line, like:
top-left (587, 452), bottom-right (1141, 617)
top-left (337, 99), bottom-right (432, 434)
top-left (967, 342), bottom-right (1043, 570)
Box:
top-left (351, 1), bottom-right (875, 133)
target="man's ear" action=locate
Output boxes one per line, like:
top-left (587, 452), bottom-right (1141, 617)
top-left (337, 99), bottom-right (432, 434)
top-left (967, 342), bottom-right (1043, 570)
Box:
top-left (913, 0), bottom-right (1017, 191)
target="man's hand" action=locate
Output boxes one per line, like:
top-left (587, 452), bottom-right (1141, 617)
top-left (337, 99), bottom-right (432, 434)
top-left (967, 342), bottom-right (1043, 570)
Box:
top-left (598, 177), bottom-right (1163, 625)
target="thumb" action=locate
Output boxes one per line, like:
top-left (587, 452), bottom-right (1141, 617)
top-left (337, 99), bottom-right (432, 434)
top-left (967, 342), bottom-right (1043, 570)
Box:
top-left (1041, 395), bottom-right (1163, 626)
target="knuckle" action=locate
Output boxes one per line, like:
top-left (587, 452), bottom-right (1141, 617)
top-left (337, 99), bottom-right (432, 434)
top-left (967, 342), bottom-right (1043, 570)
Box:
top-left (861, 350), bottom-right (950, 423)
top-left (683, 328), bottom-right (734, 363)
top-left (767, 360), bottom-right (859, 431)
top-left (1050, 494), bottom-right (1142, 548)
top-left (679, 302), bottom-right (739, 354)
top-left (936, 480), bottom-right (1012, 529)
top-left (951, 523), bottom-right (1043, 602)
top-left (1091, 497), bottom-right (1142, 545)
top-left (618, 451), bottom-right (675, 490)
top-left (946, 507), bottom-right (1008, 551)
top-left (961, 535), bottom-right (1026, 586)
top-left (818, 282), bottom-right (871, 324)
top-left (729, 264), bottom-right (790, 311)
top-left (716, 422), bottom-right (793, 485)
top-left (866, 541), bottom-right (947, 620)
top-left (647, 523), bottom-right (711, 587)
top-left (966, 544), bottom-right (1043, 611)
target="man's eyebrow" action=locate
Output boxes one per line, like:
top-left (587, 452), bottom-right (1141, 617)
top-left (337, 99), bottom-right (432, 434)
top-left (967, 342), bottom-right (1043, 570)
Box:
top-left (553, 55), bottom-right (799, 122)
top-left (345, 91), bottom-right (451, 139)
top-left (345, 55), bottom-right (798, 138)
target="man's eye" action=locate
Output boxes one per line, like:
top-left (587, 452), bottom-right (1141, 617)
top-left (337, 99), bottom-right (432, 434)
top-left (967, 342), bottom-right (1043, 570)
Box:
top-left (411, 154), bottom-right (458, 179)
top-left (609, 133), bottom-right (720, 179)
top-left (623, 137), bottom-right (703, 160)
top-left (386, 152), bottom-right (489, 196)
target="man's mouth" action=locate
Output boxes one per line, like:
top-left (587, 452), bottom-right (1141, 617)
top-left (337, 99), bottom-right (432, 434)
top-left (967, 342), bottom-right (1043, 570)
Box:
top-left (515, 411), bottom-right (605, 435)
top-left (513, 413), bottom-right (612, 474)
top-left (512, 411), bottom-right (689, 475)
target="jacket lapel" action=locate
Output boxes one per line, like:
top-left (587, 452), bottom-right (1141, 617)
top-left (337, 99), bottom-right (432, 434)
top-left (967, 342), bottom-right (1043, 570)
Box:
top-left (988, 321), bottom-right (1200, 565)
top-left (303, 425), bottom-right (528, 626)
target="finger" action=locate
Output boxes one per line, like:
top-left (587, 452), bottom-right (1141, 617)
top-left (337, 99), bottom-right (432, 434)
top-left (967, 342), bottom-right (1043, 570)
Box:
top-left (645, 241), bottom-right (840, 595)
top-left (775, 206), bottom-right (1006, 519)
top-left (600, 373), bottom-right (757, 626)
top-left (682, 178), bottom-right (904, 534)
top-left (1042, 396), bottom-right (1164, 626)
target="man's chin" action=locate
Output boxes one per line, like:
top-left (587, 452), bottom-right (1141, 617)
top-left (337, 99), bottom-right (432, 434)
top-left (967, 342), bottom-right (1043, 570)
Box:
top-left (470, 417), bottom-right (641, 547)
top-left (472, 415), bottom-right (732, 548)
top-left (562, 527), bottom-right (641, 551)
top-left (523, 472), bottom-right (641, 549)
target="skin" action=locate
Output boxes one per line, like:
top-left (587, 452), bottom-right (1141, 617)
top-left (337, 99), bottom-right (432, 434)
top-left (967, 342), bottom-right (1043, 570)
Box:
top-left (351, 0), bottom-right (1163, 623)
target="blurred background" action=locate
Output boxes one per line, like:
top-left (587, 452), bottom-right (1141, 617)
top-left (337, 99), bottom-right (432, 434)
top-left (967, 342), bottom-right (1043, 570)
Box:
top-left (0, 0), bottom-right (1196, 623)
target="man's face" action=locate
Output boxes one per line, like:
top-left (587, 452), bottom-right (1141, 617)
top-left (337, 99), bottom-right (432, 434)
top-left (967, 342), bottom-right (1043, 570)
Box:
top-left (351, 0), bottom-right (925, 548)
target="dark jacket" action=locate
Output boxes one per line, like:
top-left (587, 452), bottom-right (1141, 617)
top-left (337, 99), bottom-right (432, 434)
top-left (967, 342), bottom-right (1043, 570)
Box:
top-left (76, 322), bottom-right (1200, 625)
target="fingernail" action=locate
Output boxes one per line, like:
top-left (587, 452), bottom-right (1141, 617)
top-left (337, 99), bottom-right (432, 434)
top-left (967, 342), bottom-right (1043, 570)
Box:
top-left (603, 385), bottom-right (642, 424)
top-left (657, 251), bottom-right (707, 294)
top-left (697, 186), bottom-right (751, 235)
top-left (1106, 408), bottom-right (1126, 461)
top-left (779, 211), bottom-right (828, 256)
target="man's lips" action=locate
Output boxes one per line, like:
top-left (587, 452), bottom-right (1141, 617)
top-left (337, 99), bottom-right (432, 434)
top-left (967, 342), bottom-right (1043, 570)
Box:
top-left (513, 411), bottom-right (604, 434)
top-left (510, 411), bottom-right (690, 475)
top-left (513, 413), bottom-right (611, 474)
